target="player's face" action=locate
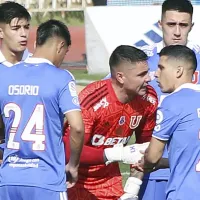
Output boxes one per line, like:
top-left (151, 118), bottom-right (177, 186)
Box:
top-left (123, 61), bottom-right (150, 96)
top-left (159, 11), bottom-right (193, 46)
top-left (0, 18), bottom-right (30, 53)
top-left (155, 56), bottom-right (176, 93)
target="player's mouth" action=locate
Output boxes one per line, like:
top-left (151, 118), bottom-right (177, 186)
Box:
top-left (20, 41), bottom-right (27, 46)
top-left (172, 39), bottom-right (181, 43)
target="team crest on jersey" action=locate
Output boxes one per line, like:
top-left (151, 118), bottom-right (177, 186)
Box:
top-left (119, 116), bottom-right (125, 125)
top-left (129, 115), bottom-right (142, 129)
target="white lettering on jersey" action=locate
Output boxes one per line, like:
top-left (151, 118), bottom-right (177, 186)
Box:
top-left (149, 71), bottom-right (156, 81)
top-left (192, 71), bottom-right (199, 84)
top-left (91, 134), bottom-right (131, 146)
top-left (8, 85), bottom-right (39, 96)
top-left (129, 116), bottom-right (142, 129)
top-left (93, 97), bottom-right (109, 111)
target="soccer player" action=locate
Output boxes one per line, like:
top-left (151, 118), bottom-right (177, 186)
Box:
top-left (63, 45), bottom-right (158, 200)
top-left (0, 19), bottom-right (84, 200)
top-left (136, 1), bottom-right (200, 200)
top-left (0, 1), bottom-right (31, 66)
top-left (113, 1), bottom-right (200, 199)
top-left (143, 45), bottom-right (200, 200)
top-left (0, 1), bottom-right (32, 162)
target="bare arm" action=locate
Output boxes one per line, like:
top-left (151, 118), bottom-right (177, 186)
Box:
top-left (65, 110), bottom-right (84, 168)
top-left (144, 137), bottom-right (166, 170)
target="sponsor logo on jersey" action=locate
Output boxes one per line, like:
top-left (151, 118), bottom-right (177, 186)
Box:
top-left (72, 96), bottom-right (80, 106)
top-left (154, 110), bottom-right (163, 132)
top-left (91, 134), bottom-right (131, 146)
top-left (68, 81), bottom-right (77, 97)
top-left (93, 97), bottom-right (109, 111)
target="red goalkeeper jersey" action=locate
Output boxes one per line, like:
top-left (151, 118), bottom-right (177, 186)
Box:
top-left (64, 79), bottom-right (158, 193)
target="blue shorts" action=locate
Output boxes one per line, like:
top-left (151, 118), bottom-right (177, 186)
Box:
top-left (0, 185), bottom-right (67, 200)
top-left (138, 179), bottom-right (167, 200)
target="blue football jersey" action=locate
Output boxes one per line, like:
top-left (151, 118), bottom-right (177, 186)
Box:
top-left (140, 41), bottom-right (200, 180)
top-left (0, 57), bottom-right (80, 191)
top-left (103, 41), bottom-right (200, 180)
top-left (153, 83), bottom-right (200, 200)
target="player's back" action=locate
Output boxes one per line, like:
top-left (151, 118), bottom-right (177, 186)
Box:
top-left (162, 85), bottom-right (200, 199)
top-left (0, 58), bottom-right (72, 191)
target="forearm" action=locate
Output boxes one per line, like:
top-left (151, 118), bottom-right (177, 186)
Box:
top-left (68, 127), bottom-right (84, 167)
top-left (63, 134), bottom-right (105, 165)
top-left (156, 158), bottom-right (169, 169)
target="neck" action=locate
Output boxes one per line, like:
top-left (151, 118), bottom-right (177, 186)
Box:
top-left (173, 78), bottom-right (192, 91)
top-left (1, 46), bottom-right (24, 64)
top-left (32, 48), bottom-right (54, 65)
top-left (111, 79), bottom-right (136, 104)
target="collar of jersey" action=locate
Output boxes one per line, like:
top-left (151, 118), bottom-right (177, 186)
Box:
top-left (156, 40), bottom-right (194, 53)
top-left (24, 57), bottom-right (54, 66)
top-left (173, 83), bottom-right (200, 94)
top-left (0, 48), bottom-right (31, 67)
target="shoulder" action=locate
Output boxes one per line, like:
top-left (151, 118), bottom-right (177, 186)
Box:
top-left (187, 41), bottom-right (200, 54)
top-left (79, 79), bottom-right (109, 109)
top-left (141, 85), bottom-right (158, 106)
top-left (137, 44), bottom-right (157, 57)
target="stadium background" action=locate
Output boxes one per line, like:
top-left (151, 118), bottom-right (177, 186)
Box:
top-left (2, 0), bottom-right (200, 185)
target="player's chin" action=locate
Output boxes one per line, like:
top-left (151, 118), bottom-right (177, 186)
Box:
top-left (138, 87), bottom-right (147, 96)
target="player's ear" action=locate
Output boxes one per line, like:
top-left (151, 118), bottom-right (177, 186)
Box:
top-left (0, 27), bottom-right (3, 39)
top-left (189, 22), bottom-right (194, 32)
top-left (57, 41), bottom-right (65, 54)
top-left (158, 20), bottom-right (162, 30)
top-left (33, 41), bottom-right (36, 50)
top-left (116, 72), bottom-right (124, 84)
top-left (176, 66), bottom-right (183, 78)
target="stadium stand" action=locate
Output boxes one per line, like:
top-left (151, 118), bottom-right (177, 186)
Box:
top-left (0, 0), bottom-right (199, 12)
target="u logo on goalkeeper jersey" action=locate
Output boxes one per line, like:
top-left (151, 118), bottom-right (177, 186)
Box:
top-left (129, 115), bottom-right (142, 129)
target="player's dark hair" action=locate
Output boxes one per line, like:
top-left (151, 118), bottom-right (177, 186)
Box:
top-left (36, 19), bottom-right (71, 47)
top-left (109, 45), bottom-right (148, 71)
top-left (162, 0), bottom-right (193, 18)
top-left (0, 1), bottom-right (31, 24)
top-left (159, 45), bottom-right (197, 73)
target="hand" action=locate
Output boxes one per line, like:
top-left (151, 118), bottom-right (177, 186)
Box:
top-left (65, 164), bottom-right (79, 188)
top-left (119, 193), bottom-right (138, 200)
top-left (104, 142), bottom-right (149, 165)
top-left (121, 142), bottom-right (149, 165)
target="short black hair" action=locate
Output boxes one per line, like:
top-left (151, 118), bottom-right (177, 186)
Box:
top-left (159, 45), bottom-right (197, 73)
top-left (162, 0), bottom-right (193, 18)
top-left (0, 1), bottom-right (31, 24)
top-left (109, 45), bottom-right (148, 71)
top-left (36, 19), bottom-right (71, 47)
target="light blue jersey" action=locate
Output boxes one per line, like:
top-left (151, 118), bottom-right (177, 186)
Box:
top-left (140, 41), bottom-right (200, 180)
top-left (153, 83), bottom-right (200, 200)
top-left (0, 57), bottom-right (80, 191)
